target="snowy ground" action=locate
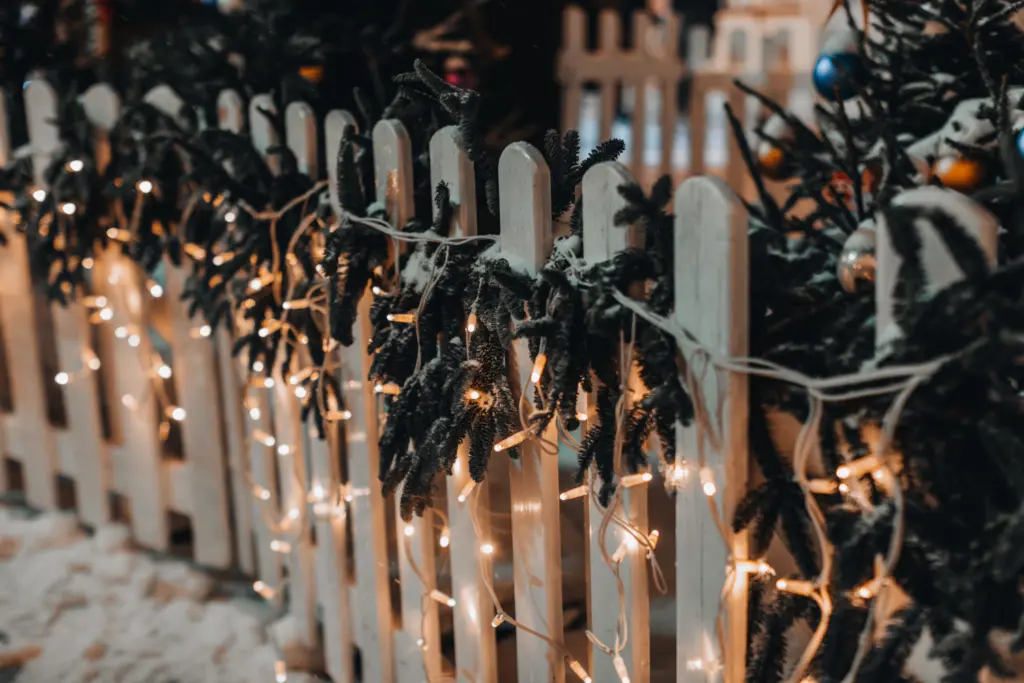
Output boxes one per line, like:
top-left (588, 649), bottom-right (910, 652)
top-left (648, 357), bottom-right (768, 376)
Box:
top-left (0, 506), bottom-right (296, 683)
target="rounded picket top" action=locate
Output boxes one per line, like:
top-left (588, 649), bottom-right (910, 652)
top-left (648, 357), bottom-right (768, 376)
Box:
top-left (429, 126), bottom-right (478, 238)
top-left (561, 5), bottom-right (587, 55)
top-left (216, 89), bottom-right (245, 133)
top-left (325, 110), bottom-right (359, 218)
top-left (82, 83), bottom-right (121, 131)
top-left (581, 160), bottom-right (640, 263)
top-left (285, 101), bottom-right (318, 178)
top-left (498, 141), bottom-right (552, 271)
top-left (23, 74), bottom-right (60, 186)
top-left (371, 119), bottom-right (414, 227)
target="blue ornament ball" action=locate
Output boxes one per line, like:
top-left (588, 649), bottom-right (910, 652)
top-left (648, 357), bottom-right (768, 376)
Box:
top-left (813, 52), bottom-right (863, 101)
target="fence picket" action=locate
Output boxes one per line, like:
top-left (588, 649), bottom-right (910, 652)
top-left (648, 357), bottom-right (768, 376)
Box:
top-left (498, 142), bottom-right (565, 683)
top-left (325, 110), bottom-right (358, 218)
top-left (581, 161), bottom-right (649, 683)
top-left (431, 126), bottom-right (498, 683)
top-left (673, 176), bottom-right (749, 683)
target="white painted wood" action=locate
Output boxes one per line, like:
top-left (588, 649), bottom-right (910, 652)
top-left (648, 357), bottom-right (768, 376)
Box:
top-left (498, 142), bottom-right (565, 683)
top-left (163, 263), bottom-right (233, 567)
top-left (673, 176), bottom-right (749, 683)
top-left (286, 102), bottom-right (319, 178)
top-left (373, 118), bottom-right (441, 683)
top-left (271, 347), bottom-right (318, 656)
top-left (24, 75), bottom-right (61, 187)
top-left (308, 420), bottom-right (354, 683)
top-left (82, 83), bottom-right (120, 174)
top-left (217, 89), bottom-right (245, 133)
top-left (143, 85), bottom-right (187, 128)
top-left (581, 162), bottom-right (649, 683)
top-left (94, 249), bottom-right (169, 550)
top-left (0, 227), bottom-right (57, 509)
top-left (431, 126), bottom-right (498, 683)
top-left (327, 121), bottom-right (402, 683)
top-left (249, 94), bottom-right (279, 175)
top-left (325, 110), bottom-right (359, 218)
top-left (216, 324), bottom-right (255, 573)
top-left (51, 303), bottom-right (109, 529)
top-left (875, 186), bottom-right (999, 350)
top-left (246, 379), bottom-right (284, 588)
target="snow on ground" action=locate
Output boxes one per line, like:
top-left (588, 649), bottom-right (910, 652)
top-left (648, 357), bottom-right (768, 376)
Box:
top-left (0, 507), bottom-right (288, 683)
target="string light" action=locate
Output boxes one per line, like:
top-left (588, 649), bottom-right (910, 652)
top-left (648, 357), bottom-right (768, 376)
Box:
top-left (86, 356), bottom-right (101, 371)
top-left (530, 353), bottom-right (547, 383)
top-left (699, 467), bottom-right (717, 496)
top-left (647, 530), bottom-right (660, 550)
top-left (776, 578), bottom-right (816, 597)
top-left (274, 659), bottom-right (287, 683)
top-left (294, 386), bottom-right (308, 399)
top-left (254, 430), bottom-right (276, 447)
top-left (114, 326), bottom-right (129, 339)
top-left (67, 159), bottom-right (84, 172)
top-left (82, 257), bottom-right (94, 269)
top-left (491, 612), bottom-right (506, 628)
top-left (32, 189), bottom-right (46, 202)
top-left (613, 655), bottom-right (631, 683)
top-left (84, 295), bottom-right (106, 308)
top-left (480, 542), bottom-right (495, 555)
top-left (54, 372), bottom-right (69, 385)
top-left (252, 360), bottom-right (265, 373)
top-left (559, 485), bottom-right (588, 501)
top-left (253, 581), bottom-right (276, 600)
top-left (99, 307), bottom-right (113, 322)
top-left (165, 406), bottom-right (186, 421)
top-left (457, 480), bottom-right (476, 503)
top-left (686, 659), bottom-right (705, 671)
top-left (836, 456), bottom-right (880, 480)
top-left (128, 333), bottom-right (141, 347)
top-left (403, 524), bottom-right (415, 537)
top-left (184, 244), bottom-right (207, 260)
top-left (136, 179), bottom-right (153, 194)
top-left (61, 202), bottom-right (76, 215)
top-left (224, 210), bottom-right (238, 223)
top-left (157, 364), bottom-right (172, 379)
top-left (386, 312), bottom-right (416, 323)
top-left (439, 530), bottom-right (450, 548)
top-left (270, 540), bottom-right (291, 553)
top-left (277, 444), bottom-right (291, 456)
top-left (255, 486), bottom-right (272, 501)
top-left (568, 658), bottom-right (592, 683)
top-left (494, 431), bottom-right (528, 452)
top-left (148, 281), bottom-right (163, 298)
top-left (121, 394), bottom-right (137, 410)
top-left (326, 409), bottom-right (352, 422)
top-left (807, 479), bottom-right (838, 494)
top-left (576, 412), bottom-right (588, 422)
top-left (466, 312), bottom-right (477, 333)
top-left (374, 382), bottom-right (401, 395)
top-left (620, 472), bottom-right (653, 487)
top-left (736, 559), bottom-right (775, 576)
top-left (428, 589), bottom-right (456, 607)
top-left (282, 299), bottom-right (309, 310)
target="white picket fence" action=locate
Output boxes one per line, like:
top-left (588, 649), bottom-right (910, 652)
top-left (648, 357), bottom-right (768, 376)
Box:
top-left (558, 5), bottom-right (817, 194)
top-left (0, 72), bottom-right (978, 683)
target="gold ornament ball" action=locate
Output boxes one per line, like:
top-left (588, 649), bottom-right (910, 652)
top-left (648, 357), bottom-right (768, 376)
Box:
top-left (933, 156), bottom-right (987, 193)
top-left (757, 144), bottom-right (789, 180)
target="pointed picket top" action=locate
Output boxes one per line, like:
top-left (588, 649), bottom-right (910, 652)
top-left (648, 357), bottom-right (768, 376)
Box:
top-left (498, 142), bottom-right (553, 272)
top-left (581, 161), bottom-right (649, 683)
top-left (23, 74), bottom-right (60, 187)
top-left (325, 110), bottom-right (358, 217)
top-left (372, 119), bottom-right (414, 228)
top-left (217, 89), bottom-right (245, 133)
top-left (285, 101), bottom-right (318, 179)
top-left (249, 94), bottom-right (279, 175)
top-left (673, 175), bottom-right (749, 683)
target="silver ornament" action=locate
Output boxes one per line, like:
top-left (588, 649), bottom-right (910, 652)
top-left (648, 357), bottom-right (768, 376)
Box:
top-left (838, 223), bottom-right (876, 293)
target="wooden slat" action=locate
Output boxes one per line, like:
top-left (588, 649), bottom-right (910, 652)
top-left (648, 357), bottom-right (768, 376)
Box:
top-left (372, 118), bottom-right (442, 683)
top-left (431, 126), bottom-right (498, 683)
top-left (309, 420), bottom-right (354, 683)
top-left (247, 380), bottom-right (284, 587)
top-left (271, 347), bottom-right (318, 655)
top-left (217, 89), bottom-right (245, 133)
top-left (597, 10), bottom-right (621, 146)
top-left (557, 6), bottom-right (586, 135)
top-left (673, 176), bottom-right (749, 683)
top-left (163, 263), bottom-right (233, 567)
top-left (498, 142), bottom-right (565, 683)
top-left (286, 102), bottom-right (319, 179)
top-left (629, 13), bottom-right (650, 178)
top-left (581, 162), bottom-right (649, 683)
top-left (95, 249), bottom-right (169, 550)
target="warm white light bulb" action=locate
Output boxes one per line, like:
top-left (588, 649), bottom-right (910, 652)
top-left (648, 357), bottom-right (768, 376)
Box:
top-left (249, 407), bottom-right (261, 420)
top-left (224, 210), bottom-right (237, 223)
top-left (99, 308), bottom-right (114, 321)
top-left (157, 365), bottom-right (172, 379)
top-left (148, 282), bottom-right (163, 298)
top-left (199, 324), bottom-right (212, 338)
top-left (127, 334), bottom-right (141, 348)
top-left (294, 386), bottom-right (308, 399)
top-left (87, 357), bottom-right (101, 371)
top-left (277, 444), bottom-right (291, 456)
top-left (137, 180), bottom-right (153, 194)
top-left (439, 531), bottom-right (450, 548)
top-left (67, 159), bottom-right (84, 173)
top-left (169, 406), bottom-right (186, 421)
top-left (403, 524), bottom-right (415, 537)
top-left (55, 372), bottom-right (69, 385)
top-left (480, 542), bottom-right (495, 555)
top-left (252, 360), bottom-right (265, 373)
top-left (61, 202), bottom-right (76, 215)
top-left (32, 189), bottom-right (46, 202)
